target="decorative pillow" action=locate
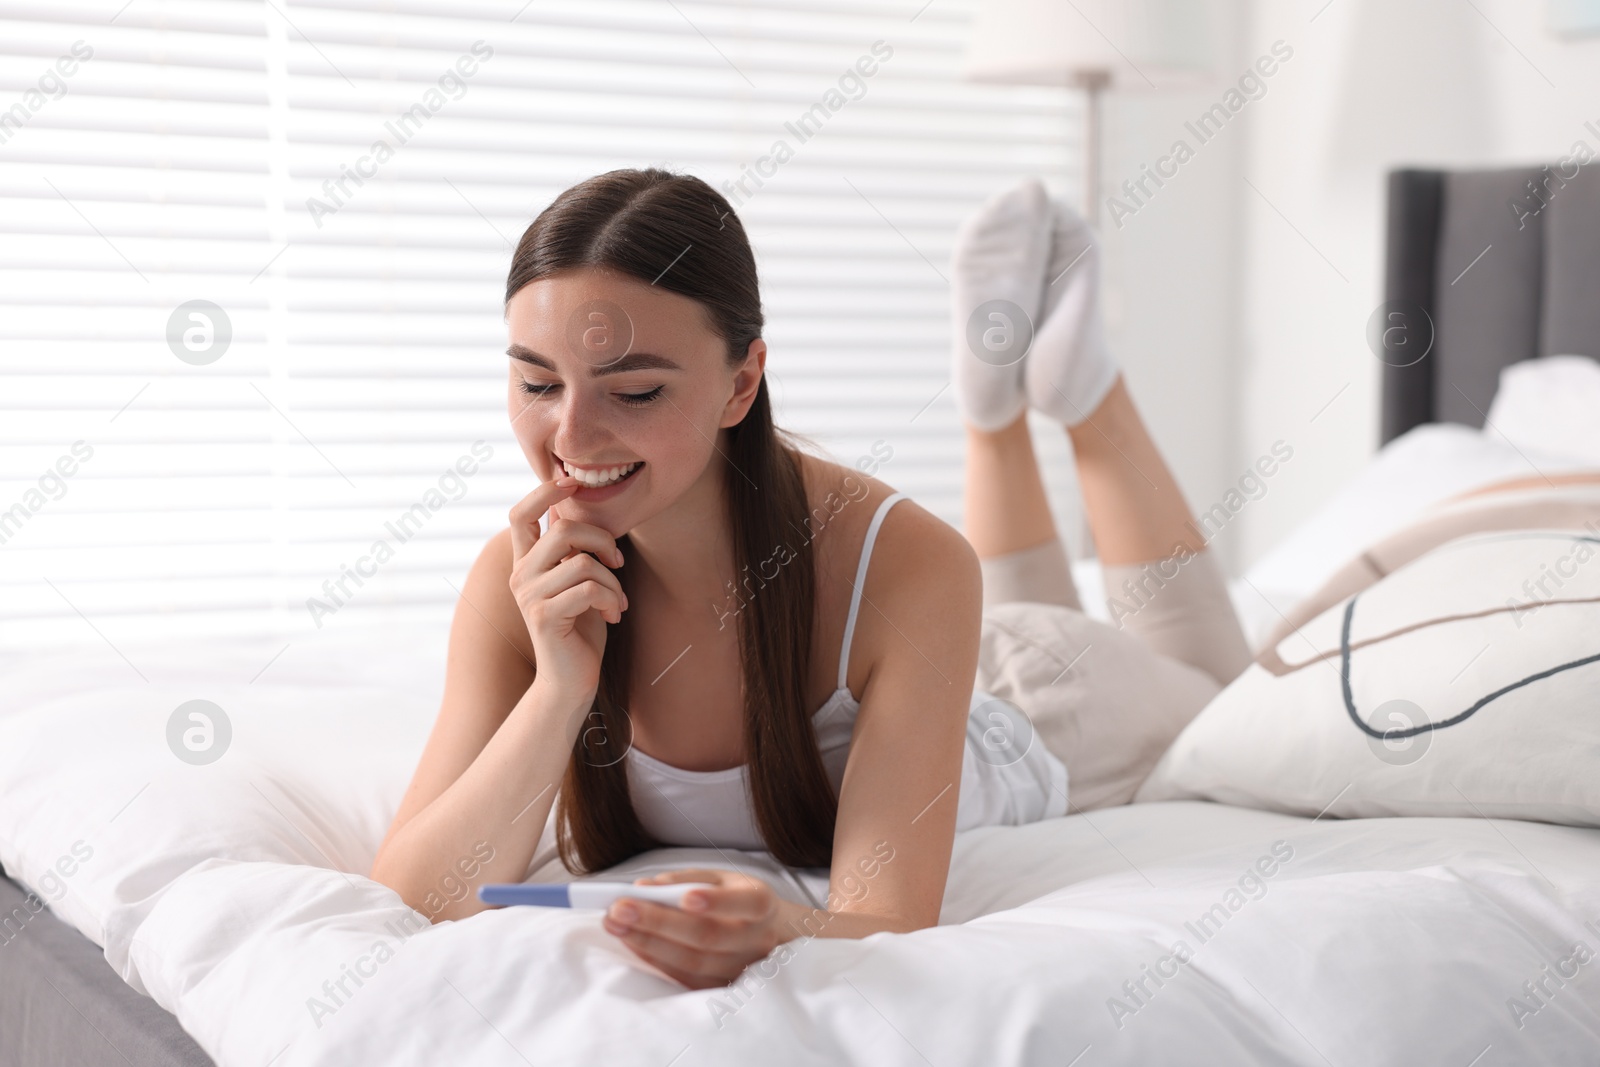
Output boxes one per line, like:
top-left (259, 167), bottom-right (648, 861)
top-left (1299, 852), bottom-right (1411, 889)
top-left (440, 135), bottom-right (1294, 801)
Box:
top-left (1136, 529), bottom-right (1600, 826)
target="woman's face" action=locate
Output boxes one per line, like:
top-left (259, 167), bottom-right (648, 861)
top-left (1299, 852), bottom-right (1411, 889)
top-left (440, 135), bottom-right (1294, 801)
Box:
top-left (505, 266), bottom-right (764, 537)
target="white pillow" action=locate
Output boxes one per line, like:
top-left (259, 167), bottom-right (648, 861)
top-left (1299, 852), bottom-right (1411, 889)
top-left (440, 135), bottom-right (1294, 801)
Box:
top-left (1138, 529), bottom-right (1600, 826)
top-left (1485, 354), bottom-right (1600, 467)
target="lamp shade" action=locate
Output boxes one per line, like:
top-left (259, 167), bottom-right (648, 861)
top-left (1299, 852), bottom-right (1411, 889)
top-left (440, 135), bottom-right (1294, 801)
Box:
top-left (962, 0), bottom-right (1214, 90)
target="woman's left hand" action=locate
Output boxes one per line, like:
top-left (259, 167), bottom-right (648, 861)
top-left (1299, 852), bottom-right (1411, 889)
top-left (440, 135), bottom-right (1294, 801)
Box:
top-left (601, 869), bottom-right (793, 988)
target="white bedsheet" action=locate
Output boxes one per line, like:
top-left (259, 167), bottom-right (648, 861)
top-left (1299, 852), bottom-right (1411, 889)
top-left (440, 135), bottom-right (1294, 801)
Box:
top-left (133, 805), bottom-right (1600, 1067)
top-left (3, 624), bottom-right (1600, 1065)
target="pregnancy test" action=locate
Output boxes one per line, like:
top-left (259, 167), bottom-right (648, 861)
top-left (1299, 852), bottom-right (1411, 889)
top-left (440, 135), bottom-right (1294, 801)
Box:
top-left (478, 881), bottom-right (716, 909)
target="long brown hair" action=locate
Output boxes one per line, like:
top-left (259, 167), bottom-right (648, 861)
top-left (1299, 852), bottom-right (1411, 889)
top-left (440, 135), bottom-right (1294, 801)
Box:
top-left (505, 167), bottom-right (838, 873)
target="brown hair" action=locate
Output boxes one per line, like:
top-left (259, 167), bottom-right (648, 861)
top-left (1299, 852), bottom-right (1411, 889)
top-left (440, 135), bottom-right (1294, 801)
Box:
top-left (505, 167), bottom-right (837, 873)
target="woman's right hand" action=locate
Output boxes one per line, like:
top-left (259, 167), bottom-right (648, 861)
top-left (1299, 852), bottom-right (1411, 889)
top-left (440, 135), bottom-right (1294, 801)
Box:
top-left (508, 478), bottom-right (628, 709)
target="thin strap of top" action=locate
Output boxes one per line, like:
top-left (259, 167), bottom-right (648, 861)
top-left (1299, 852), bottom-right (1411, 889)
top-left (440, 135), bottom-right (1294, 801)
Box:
top-left (836, 492), bottom-right (909, 691)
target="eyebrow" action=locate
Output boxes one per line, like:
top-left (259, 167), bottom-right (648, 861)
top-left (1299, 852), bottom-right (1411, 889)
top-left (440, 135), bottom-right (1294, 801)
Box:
top-left (506, 343), bottom-right (683, 376)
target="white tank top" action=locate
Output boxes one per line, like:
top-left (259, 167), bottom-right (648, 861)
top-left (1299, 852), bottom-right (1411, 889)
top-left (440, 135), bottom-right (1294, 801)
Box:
top-left (621, 491), bottom-right (1069, 853)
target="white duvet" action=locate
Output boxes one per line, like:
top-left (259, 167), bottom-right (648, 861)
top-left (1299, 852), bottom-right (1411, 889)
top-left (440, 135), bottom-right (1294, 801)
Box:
top-left (3, 623), bottom-right (1600, 1066)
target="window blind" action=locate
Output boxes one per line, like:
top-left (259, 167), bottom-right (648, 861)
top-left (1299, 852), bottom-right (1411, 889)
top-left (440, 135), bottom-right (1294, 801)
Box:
top-left (0, 0), bottom-right (1079, 650)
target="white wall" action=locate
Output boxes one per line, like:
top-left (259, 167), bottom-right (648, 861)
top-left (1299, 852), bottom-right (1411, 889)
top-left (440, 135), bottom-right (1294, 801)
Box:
top-left (1233, 0), bottom-right (1600, 570)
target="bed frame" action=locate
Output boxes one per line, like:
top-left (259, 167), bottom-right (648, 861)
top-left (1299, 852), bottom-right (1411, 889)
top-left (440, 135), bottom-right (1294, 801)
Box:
top-left (4, 163), bottom-right (1598, 1067)
top-left (0, 873), bottom-right (212, 1067)
top-left (1380, 162), bottom-right (1600, 444)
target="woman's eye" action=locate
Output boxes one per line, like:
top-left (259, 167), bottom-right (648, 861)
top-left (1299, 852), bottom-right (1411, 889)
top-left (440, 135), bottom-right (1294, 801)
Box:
top-left (618, 386), bottom-right (664, 406)
top-left (515, 381), bottom-right (661, 405)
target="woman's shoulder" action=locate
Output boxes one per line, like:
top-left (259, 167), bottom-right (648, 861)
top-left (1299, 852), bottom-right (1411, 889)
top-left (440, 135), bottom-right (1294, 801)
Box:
top-left (792, 448), bottom-right (977, 585)
top-left (793, 449), bottom-right (982, 699)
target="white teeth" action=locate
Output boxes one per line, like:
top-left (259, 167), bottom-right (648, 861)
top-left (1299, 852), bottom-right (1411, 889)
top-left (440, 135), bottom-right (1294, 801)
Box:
top-left (561, 460), bottom-right (640, 488)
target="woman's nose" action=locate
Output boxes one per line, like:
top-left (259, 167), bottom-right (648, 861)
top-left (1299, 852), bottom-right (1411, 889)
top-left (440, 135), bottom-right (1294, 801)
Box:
top-left (550, 390), bottom-right (611, 456)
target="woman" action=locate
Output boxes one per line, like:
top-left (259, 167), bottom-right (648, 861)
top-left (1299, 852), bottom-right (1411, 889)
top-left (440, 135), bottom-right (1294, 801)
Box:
top-left (369, 169), bottom-right (1250, 989)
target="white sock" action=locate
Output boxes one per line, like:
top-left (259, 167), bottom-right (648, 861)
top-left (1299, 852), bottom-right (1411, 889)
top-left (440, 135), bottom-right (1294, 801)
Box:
top-left (949, 177), bottom-right (1051, 432)
top-left (1025, 198), bottom-right (1118, 427)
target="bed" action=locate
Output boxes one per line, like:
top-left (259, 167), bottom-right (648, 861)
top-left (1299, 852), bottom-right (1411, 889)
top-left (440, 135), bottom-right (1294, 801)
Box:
top-left (3, 164), bottom-right (1599, 1067)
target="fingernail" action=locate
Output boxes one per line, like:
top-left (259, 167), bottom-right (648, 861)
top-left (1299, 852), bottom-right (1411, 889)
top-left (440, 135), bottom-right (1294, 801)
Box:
top-left (685, 893), bottom-right (708, 911)
top-left (611, 903), bottom-right (638, 924)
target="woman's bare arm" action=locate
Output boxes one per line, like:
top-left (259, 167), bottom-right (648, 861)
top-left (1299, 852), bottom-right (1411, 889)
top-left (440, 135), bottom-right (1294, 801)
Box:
top-left (369, 527), bottom-right (586, 922)
top-left (801, 499), bottom-right (983, 938)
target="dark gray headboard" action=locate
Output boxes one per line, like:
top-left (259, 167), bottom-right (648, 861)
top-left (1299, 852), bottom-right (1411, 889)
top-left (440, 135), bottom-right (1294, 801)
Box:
top-left (1380, 163), bottom-right (1600, 444)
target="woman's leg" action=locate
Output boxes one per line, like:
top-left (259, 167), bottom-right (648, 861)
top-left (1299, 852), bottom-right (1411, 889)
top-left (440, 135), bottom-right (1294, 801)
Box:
top-left (964, 381), bottom-right (1252, 811)
top-left (960, 397), bottom-right (1236, 810)
top-left (962, 371), bottom-right (1250, 686)
top-left (1063, 375), bottom-right (1199, 564)
top-left (958, 390), bottom-right (1232, 809)
top-left (952, 186), bottom-right (1252, 811)
top-left (954, 185), bottom-right (1250, 687)
top-left (1063, 376), bottom-right (1252, 687)
top-left (951, 178), bottom-right (1082, 611)
top-left (963, 410), bottom-right (1082, 611)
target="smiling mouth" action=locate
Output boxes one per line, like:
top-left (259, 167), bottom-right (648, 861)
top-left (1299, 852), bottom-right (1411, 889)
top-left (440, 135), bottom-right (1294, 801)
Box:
top-left (559, 457), bottom-right (643, 489)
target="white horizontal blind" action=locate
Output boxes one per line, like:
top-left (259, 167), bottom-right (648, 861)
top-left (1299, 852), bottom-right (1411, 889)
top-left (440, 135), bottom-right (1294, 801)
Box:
top-left (0, 0), bottom-right (1079, 651)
